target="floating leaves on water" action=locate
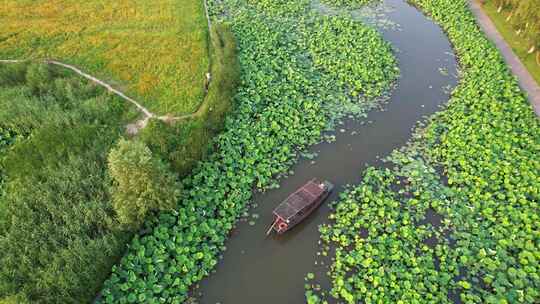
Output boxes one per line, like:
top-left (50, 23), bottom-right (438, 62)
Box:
top-left (324, 134), bottom-right (337, 143)
top-left (438, 67), bottom-right (449, 76)
top-left (305, 0), bottom-right (540, 303)
top-left (301, 152), bottom-right (318, 160)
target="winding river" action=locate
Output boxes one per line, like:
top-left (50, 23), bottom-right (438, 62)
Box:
top-left (195, 0), bottom-right (458, 302)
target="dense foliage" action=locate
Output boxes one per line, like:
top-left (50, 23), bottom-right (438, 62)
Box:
top-left (0, 127), bottom-right (14, 190)
top-left (305, 15), bottom-right (398, 98)
top-left (0, 128), bottom-right (14, 152)
top-left (0, 63), bottom-right (137, 303)
top-left (0, 0), bottom-right (210, 115)
top-left (99, 0), bottom-right (398, 302)
top-left (306, 0), bottom-right (540, 303)
top-left (108, 139), bottom-right (180, 229)
top-left (0, 294), bottom-right (29, 304)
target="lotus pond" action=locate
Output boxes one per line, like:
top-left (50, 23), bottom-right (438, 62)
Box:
top-left (306, 0), bottom-right (540, 303)
top-left (99, 0), bottom-right (539, 303)
top-left (99, 0), bottom-right (401, 302)
top-left (195, 0), bottom-right (460, 303)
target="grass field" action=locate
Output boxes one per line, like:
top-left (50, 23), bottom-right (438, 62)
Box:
top-left (0, 0), bottom-right (210, 115)
top-left (482, 1), bottom-right (540, 86)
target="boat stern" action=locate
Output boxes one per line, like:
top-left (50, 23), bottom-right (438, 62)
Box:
top-left (322, 180), bottom-right (334, 192)
top-left (266, 215), bottom-right (289, 235)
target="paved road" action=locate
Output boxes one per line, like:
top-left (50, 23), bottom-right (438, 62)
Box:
top-left (469, 0), bottom-right (540, 116)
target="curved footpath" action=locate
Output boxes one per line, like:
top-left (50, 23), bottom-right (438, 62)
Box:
top-left (468, 0), bottom-right (540, 116)
top-left (0, 0), bottom-right (215, 133)
top-left (0, 59), bottom-right (211, 134)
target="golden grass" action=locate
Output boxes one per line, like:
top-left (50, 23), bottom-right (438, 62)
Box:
top-left (138, 23), bottom-right (240, 177)
top-left (0, 0), bottom-right (210, 115)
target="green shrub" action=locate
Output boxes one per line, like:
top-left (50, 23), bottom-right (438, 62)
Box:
top-left (0, 62), bottom-right (28, 86)
top-left (24, 63), bottom-right (56, 94)
top-left (138, 119), bottom-right (207, 176)
top-left (0, 294), bottom-right (29, 304)
top-left (0, 128), bottom-right (14, 153)
top-left (108, 139), bottom-right (180, 229)
top-left (201, 23), bottom-right (241, 132)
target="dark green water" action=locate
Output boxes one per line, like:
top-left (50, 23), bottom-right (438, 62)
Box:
top-left (195, 0), bottom-right (458, 302)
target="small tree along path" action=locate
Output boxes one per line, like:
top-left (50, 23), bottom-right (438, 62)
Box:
top-left (469, 0), bottom-right (540, 116)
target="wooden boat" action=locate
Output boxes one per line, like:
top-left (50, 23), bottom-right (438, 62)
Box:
top-left (266, 179), bottom-right (334, 235)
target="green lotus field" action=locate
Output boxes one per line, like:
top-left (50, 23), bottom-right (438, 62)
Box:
top-left (1, 0), bottom-right (538, 303)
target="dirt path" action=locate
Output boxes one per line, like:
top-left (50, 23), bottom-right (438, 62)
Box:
top-left (468, 0), bottom-right (540, 117)
top-left (1, 0), bottom-right (215, 133)
top-left (0, 59), bottom-right (211, 133)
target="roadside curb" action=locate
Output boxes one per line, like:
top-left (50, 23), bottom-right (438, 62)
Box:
top-left (468, 0), bottom-right (540, 117)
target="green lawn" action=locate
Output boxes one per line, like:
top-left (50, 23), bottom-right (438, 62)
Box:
top-left (482, 1), bottom-right (540, 86)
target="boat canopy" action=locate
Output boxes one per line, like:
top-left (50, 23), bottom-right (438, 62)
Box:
top-left (273, 179), bottom-right (325, 221)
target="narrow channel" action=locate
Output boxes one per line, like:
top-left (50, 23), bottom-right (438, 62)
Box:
top-left (196, 0), bottom-right (458, 302)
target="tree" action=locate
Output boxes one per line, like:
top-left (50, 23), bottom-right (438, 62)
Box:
top-left (24, 63), bottom-right (55, 94)
top-left (108, 139), bottom-right (180, 229)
